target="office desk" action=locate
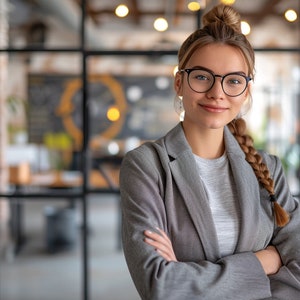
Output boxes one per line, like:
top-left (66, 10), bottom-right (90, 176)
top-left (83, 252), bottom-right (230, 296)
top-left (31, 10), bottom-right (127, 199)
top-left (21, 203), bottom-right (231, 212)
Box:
top-left (8, 166), bottom-right (120, 254)
top-left (29, 169), bottom-right (119, 189)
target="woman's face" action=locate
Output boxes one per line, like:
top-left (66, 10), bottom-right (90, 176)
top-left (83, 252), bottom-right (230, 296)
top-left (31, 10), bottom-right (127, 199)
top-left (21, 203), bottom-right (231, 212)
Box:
top-left (175, 43), bottom-right (250, 131)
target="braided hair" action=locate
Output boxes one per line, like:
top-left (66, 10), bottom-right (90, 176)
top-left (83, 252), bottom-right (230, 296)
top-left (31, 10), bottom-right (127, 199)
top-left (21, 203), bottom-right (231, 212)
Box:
top-left (177, 4), bottom-right (290, 227)
top-left (228, 118), bottom-right (289, 227)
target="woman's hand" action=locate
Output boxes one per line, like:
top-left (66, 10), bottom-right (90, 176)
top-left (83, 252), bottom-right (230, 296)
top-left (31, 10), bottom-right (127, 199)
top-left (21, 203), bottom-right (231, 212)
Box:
top-left (255, 245), bottom-right (282, 275)
top-left (144, 228), bottom-right (177, 262)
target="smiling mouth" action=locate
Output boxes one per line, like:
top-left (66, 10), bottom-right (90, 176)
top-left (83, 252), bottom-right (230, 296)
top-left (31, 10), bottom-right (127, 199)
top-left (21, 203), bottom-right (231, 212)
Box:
top-left (200, 104), bottom-right (228, 113)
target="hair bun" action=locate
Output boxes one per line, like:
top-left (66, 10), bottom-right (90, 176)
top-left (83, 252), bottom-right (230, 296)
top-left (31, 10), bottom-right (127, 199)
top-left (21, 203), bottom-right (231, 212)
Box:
top-left (202, 4), bottom-right (242, 33)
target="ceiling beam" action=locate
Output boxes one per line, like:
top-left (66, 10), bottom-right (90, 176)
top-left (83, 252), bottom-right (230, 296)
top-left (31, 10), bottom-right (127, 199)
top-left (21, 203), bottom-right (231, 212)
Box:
top-left (240, 0), bottom-right (283, 24)
top-left (128, 0), bottom-right (141, 24)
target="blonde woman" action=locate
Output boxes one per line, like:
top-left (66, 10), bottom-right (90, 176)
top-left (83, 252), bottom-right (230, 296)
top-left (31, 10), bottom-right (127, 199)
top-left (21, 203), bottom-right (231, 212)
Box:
top-left (120, 4), bottom-right (299, 299)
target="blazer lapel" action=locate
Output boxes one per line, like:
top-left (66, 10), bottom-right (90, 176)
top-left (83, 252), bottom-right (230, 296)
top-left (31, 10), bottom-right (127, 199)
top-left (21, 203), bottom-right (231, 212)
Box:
top-left (170, 155), bottom-right (221, 261)
top-left (164, 124), bottom-right (220, 261)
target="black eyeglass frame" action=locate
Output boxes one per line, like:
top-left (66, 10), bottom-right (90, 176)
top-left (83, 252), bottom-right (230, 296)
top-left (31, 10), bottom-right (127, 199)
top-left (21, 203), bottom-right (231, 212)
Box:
top-left (180, 68), bottom-right (253, 97)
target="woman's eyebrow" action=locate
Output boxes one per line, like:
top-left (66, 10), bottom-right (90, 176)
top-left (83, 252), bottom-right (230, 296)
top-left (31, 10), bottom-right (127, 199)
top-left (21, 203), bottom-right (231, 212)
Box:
top-left (188, 65), bottom-right (210, 71)
top-left (188, 66), bottom-right (247, 76)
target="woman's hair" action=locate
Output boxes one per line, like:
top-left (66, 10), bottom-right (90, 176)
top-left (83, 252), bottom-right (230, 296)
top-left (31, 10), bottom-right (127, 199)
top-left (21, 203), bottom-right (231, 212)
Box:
top-left (228, 119), bottom-right (289, 227)
top-left (178, 4), bottom-right (254, 78)
top-left (178, 4), bottom-right (289, 227)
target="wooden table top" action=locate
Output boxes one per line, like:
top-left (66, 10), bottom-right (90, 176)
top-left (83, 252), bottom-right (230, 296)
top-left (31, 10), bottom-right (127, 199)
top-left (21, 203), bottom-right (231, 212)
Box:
top-left (9, 168), bottom-right (119, 189)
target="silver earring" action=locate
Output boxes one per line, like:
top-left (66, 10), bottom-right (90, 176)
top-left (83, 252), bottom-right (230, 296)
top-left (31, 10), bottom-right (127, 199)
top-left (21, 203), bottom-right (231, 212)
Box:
top-left (174, 94), bottom-right (185, 121)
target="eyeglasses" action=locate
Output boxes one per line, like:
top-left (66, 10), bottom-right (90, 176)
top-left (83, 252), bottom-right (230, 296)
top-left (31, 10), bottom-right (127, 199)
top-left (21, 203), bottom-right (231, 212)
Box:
top-left (180, 68), bottom-right (252, 97)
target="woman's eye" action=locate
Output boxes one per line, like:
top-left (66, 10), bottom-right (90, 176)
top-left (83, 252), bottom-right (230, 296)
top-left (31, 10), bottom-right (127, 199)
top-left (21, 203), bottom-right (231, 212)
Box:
top-left (227, 76), bottom-right (244, 85)
top-left (195, 74), bottom-right (208, 81)
top-left (229, 79), bottom-right (240, 84)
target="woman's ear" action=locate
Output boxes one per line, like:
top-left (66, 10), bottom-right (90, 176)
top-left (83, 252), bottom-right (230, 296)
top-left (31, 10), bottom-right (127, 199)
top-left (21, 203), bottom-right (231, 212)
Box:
top-left (245, 80), bottom-right (253, 98)
top-left (174, 72), bottom-right (183, 96)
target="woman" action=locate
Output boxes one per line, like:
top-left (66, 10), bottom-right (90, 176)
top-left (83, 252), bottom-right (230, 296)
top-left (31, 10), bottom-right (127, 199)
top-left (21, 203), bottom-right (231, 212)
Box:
top-left (120, 4), bottom-right (300, 300)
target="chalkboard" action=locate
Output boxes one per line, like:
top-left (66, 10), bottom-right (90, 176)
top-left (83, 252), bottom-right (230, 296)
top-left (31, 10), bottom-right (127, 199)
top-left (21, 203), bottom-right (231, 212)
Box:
top-left (28, 73), bottom-right (178, 148)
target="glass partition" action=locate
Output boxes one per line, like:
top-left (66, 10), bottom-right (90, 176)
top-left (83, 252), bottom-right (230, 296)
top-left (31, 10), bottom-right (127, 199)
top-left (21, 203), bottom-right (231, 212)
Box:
top-left (1, 48), bottom-right (300, 300)
top-left (1, 1), bottom-right (299, 300)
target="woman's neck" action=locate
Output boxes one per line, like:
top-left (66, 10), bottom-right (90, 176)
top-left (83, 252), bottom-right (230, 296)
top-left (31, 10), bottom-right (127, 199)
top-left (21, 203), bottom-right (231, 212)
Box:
top-left (182, 123), bottom-right (225, 159)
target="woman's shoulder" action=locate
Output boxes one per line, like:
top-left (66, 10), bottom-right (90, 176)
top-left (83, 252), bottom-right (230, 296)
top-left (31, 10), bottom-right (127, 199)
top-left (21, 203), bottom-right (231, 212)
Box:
top-left (123, 123), bottom-right (184, 162)
top-left (120, 140), bottom-right (170, 183)
top-left (122, 139), bottom-right (166, 166)
top-left (258, 149), bottom-right (282, 173)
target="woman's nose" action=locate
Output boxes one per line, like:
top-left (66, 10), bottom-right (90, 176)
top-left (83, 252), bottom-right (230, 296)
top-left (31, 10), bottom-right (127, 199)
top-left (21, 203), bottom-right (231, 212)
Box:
top-left (206, 78), bottom-right (225, 99)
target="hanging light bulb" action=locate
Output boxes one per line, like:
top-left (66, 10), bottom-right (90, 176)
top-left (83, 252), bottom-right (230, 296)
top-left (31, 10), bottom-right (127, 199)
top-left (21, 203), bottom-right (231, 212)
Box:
top-left (153, 17), bottom-right (169, 32)
top-left (285, 9), bottom-right (297, 22)
top-left (115, 4), bottom-right (129, 18)
top-left (241, 21), bottom-right (251, 35)
top-left (187, 0), bottom-right (206, 11)
top-left (220, 0), bottom-right (236, 5)
top-left (188, 2), bottom-right (201, 12)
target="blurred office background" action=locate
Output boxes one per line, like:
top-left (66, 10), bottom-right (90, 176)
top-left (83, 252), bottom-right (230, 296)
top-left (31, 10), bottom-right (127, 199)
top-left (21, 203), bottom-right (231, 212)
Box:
top-left (0, 0), bottom-right (299, 299)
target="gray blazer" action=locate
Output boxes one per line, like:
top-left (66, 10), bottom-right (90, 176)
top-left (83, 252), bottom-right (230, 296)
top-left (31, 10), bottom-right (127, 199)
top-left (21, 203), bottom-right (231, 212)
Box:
top-left (120, 123), bottom-right (300, 300)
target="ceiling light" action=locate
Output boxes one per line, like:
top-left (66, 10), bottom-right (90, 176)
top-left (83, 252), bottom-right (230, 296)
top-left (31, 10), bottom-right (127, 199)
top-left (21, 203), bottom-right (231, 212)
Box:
top-left (220, 0), bottom-right (236, 5)
top-left (241, 21), bottom-right (251, 35)
top-left (188, 2), bottom-right (201, 12)
top-left (285, 9), bottom-right (297, 22)
top-left (115, 4), bottom-right (129, 18)
top-left (154, 17), bottom-right (169, 32)
top-left (188, 0), bottom-right (206, 11)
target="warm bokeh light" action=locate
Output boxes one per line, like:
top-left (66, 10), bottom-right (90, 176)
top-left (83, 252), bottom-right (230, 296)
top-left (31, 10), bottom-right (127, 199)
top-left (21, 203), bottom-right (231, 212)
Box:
top-left (107, 106), bottom-right (120, 121)
top-left (241, 21), bottom-right (251, 35)
top-left (153, 17), bottom-right (169, 32)
top-left (187, 2), bottom-right (201, 12)
top-left (220, 0), bottom-right (236, 5)
top-left (285, 9), bottom-right (298, 22)
top-left (173, 66), bottom-right (179, 76)
top-left (115, 4), bottom-right (129, 18)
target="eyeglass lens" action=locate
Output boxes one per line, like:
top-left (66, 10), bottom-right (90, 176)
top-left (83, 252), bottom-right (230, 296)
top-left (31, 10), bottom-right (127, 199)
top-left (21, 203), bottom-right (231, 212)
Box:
top-left (187, 69), bottom-right (248, 97)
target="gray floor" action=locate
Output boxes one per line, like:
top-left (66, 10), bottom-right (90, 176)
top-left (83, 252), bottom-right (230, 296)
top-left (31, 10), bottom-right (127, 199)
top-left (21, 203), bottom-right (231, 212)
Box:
top-left (0, 195), bottom-right (140, 300)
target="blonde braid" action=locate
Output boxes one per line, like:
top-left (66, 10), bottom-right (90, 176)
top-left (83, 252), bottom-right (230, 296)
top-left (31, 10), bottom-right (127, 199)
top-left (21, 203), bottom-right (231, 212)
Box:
top-left (228, 118), bottom-right (290, 227)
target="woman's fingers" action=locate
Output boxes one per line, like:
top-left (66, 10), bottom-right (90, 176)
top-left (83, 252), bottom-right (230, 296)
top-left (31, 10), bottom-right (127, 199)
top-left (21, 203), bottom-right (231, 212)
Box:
top-left (144, 229), bottom-right (177, 262)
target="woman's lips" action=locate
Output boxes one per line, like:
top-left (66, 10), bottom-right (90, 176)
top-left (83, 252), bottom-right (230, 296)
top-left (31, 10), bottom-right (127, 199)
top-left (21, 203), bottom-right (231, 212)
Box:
top-left (200, 104), bottom-right (228, 113)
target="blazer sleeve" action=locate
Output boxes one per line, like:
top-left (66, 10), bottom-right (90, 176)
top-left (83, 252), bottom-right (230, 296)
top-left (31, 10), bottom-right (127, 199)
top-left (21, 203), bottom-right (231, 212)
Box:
top-left (120, 146), bottom-right (273, 300)
top-left (263, 153), bottom-right (300, 298)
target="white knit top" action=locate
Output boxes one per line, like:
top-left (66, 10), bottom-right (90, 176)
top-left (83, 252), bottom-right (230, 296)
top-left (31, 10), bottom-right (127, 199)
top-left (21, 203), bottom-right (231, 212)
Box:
top-left (194, 152), bottom-right (241, 257)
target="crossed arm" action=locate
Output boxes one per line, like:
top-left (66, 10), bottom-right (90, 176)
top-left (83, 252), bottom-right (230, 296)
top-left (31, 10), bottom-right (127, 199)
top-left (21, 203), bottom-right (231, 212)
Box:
top-left (144, 228), bottom-right (282, 276)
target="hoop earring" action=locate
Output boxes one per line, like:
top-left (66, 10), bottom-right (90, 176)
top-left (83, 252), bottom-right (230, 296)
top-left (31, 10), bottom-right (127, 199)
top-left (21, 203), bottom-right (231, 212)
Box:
top-left (174, 94), bottom-right (185, 121)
